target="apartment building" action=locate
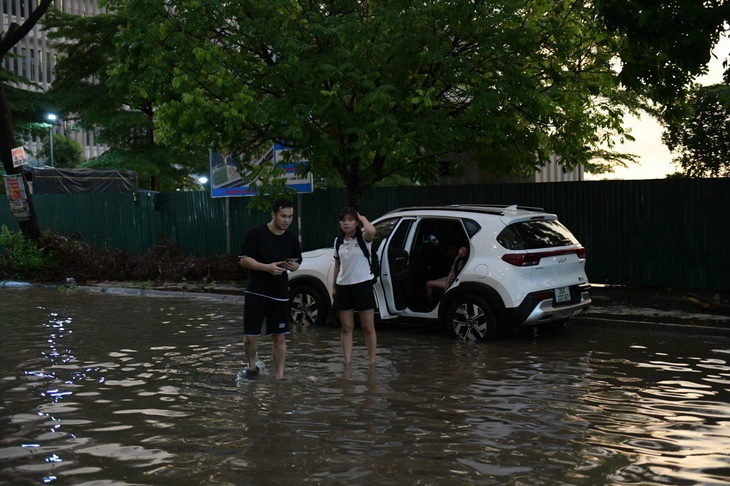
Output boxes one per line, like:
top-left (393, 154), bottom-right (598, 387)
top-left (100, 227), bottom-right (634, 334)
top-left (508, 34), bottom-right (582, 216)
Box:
top-left (1, 0), bottom-right (105, 162)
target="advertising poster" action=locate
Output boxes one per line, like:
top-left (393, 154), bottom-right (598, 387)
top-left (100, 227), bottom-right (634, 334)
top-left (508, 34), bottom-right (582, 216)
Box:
top-left (209, 143), bottom-right (313, 198)
top-left (4, 174), bottom-right (31, 221)
top-left (11, 146), bottom-right (27, 168)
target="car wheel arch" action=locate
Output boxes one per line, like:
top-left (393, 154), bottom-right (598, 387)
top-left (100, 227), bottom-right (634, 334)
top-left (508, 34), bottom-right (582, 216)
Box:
top-left (290, 276), bottom-right (331, 301)
top-left (443, 292), bottom-right (500, 341)
top-left (288, 277), bottom-right (332, 327)
top-left (438, 282), bottom-right (505, 323)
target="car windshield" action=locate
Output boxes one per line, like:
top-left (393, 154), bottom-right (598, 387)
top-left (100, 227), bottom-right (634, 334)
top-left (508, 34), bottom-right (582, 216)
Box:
top-left (497, 220), bottom-right (579, 250)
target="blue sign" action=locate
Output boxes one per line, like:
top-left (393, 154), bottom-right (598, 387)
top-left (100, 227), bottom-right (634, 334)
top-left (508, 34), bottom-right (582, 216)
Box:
top-left (209, 143), bottom-right (313, 198)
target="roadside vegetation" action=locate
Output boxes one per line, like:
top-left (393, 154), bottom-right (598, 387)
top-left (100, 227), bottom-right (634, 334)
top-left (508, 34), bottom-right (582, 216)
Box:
top-left (0, 225), bottom-right (244, 285)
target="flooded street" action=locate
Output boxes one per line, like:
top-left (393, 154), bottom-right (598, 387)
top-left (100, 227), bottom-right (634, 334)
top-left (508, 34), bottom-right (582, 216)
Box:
top-left (1, 286), bottom-right (729, 485)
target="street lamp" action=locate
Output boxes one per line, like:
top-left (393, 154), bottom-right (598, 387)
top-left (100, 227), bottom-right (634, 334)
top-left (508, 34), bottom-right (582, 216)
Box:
top-left (46, 113), bottom-right (57, 167)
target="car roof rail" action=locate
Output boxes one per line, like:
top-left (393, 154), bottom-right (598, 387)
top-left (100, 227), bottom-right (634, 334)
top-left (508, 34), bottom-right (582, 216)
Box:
top-left (384, 204), bottom-right (546, 216)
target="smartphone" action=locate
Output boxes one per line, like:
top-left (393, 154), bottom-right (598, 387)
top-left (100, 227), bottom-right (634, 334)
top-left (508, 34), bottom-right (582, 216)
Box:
top-left (278, 258), bottom-right (296, 268)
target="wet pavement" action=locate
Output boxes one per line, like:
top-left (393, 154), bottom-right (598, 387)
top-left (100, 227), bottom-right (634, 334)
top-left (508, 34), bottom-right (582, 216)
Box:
top-left (2, 282), bottom-right (729, 485)
top-left (580, 285), bottom-right (730, 335)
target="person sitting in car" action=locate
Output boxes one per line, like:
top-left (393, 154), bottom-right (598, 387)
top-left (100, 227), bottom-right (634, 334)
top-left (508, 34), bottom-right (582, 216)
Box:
top-left (426, 246), bottom-right (469, 307)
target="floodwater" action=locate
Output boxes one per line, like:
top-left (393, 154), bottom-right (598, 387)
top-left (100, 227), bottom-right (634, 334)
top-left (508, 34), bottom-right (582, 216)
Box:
top-left (1, 287), bottom-right (729, 486)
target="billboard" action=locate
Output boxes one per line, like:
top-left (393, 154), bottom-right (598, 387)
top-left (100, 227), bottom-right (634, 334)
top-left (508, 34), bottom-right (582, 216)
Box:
top-left (209, 143), bottom-right (313, 198)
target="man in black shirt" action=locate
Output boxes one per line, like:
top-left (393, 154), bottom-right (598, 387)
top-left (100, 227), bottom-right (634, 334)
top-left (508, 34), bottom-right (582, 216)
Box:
top-left (240, 198), bottom-right (302, 380)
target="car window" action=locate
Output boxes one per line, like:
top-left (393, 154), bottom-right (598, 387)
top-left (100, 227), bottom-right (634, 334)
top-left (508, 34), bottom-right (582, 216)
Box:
top-left (462, 218), bottom-right (481, 238)
top-left (387, 219), bottom-right (413, 252)
top-left (497, 220), bottom-right (579, 250)
top-left (372, 218), bottom-right (400, 252)
top-left (413, 218), bottom-right (468, 248)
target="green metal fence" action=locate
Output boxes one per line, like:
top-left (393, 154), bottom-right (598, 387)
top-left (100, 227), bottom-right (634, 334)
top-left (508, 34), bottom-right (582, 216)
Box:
top-left (2, 178), bottom-right (729, 291)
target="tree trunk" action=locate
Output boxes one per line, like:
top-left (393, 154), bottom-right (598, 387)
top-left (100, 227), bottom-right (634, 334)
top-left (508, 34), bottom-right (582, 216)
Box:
top-left (0, 0), bottom-right (54, 240)
top-left (0, 81), bottom-right (41, 239)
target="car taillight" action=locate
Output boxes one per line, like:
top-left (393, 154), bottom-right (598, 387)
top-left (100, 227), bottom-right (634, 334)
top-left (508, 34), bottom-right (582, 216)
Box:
top-left (501, 253), bottom-right (541, 267)
top-left (502, 247), bottom-right (586, 267)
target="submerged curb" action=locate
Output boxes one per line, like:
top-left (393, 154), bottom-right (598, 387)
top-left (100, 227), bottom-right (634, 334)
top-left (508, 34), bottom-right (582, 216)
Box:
top-left (574, 315), bottom-right (730, 337)
top-left (83, 284), bottom-right (246, 304)
top-left (0, 280), bottom-right (246, 304)
top-left (0, 281), bottom-right (34, 287)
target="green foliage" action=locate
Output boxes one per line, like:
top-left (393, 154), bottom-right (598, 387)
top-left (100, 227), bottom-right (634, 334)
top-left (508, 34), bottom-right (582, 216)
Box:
top-left (3, 78), bottom-right (57, 144)
top-left (0, 225), bottom-right (46, 274)
top-left (662, 84), bottom-right (730, 178)
top-left (43, 10), bottom-right (145, 147)
top-left (35, 133), bottom-right (84, 168)
top-left (43, 9), bottom-right (209, 191)
top-left (106, 0), bottom-right (639, 206)
top-left (594, 0), bottom-right (730, 120)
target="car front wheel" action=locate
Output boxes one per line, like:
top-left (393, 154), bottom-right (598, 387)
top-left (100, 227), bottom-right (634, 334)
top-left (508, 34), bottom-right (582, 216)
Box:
top-left (289, 284), bottom-right (328, 327)
top-left (446, 294), bottom-right (498, 341)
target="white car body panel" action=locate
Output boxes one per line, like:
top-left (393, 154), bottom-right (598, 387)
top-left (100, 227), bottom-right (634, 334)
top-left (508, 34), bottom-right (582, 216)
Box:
top-left (289, 204), bottom-right (591, 335)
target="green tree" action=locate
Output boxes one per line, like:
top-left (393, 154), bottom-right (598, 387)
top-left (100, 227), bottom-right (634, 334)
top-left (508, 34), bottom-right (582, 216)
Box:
top-left (0, 0), bottom-right (54, 239)
top-left (594, 0), bottom-right (730, 120)
top-left (36, 133), bottom-right (84, 168)
top-left (662, 84), bottom-right (730, 178)
top-left (3, 76), bottom-right (53, 147)
top-left (43, 9), bottom-right (208, 191)
top-left (107, 0), bottom-right (643, 207)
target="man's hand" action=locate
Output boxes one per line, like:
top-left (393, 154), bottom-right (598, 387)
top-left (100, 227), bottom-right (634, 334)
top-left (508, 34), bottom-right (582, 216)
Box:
top-left (266, 262), bottom-right (287, 275)
top-left (277, 260), bottom-right (300, 272)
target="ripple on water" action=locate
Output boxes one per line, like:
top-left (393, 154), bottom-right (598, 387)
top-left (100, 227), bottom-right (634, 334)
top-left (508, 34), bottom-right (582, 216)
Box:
top-left (1, 288), bottom-right (730, 485)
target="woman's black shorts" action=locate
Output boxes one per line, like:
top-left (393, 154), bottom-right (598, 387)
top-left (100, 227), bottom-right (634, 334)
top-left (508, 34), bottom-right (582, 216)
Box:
top-left (333, 280), bottom-right (376, 311)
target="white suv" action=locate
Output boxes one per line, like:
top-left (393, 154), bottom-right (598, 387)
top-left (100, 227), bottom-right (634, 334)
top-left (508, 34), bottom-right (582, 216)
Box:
top-left (288, 204), bottom-right (591, 340)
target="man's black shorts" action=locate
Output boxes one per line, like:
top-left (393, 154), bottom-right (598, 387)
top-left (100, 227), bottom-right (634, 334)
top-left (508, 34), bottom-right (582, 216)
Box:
top-left (243, 293), bottom-right (290, 336)
top-left (333, 281), bottom-right (376, 311)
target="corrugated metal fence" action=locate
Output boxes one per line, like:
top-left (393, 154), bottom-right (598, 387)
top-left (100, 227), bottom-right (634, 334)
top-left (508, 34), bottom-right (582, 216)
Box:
top-left (1, 178), bottom-right (728, 291)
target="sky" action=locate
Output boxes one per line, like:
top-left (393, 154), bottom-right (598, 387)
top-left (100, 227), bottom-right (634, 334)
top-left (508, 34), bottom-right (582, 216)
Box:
top-left (585, 35), bottom-right (730, 181)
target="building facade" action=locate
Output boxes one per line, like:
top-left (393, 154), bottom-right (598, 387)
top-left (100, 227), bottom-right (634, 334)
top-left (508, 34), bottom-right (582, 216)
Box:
top-left (438, 151), bottom-right (584, 185)
top-left (1, 0), bottom-right (105, 162)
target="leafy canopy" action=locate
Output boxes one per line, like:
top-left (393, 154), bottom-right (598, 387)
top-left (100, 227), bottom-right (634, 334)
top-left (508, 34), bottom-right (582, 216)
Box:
top-left (107, 0), bottom-right (640, 205)
top-left (662, 84), bottom-right (730, 178)
top-left (43, 9), bottom-right (209, 191)
top-left (594, 0), bottom-right (730, 120)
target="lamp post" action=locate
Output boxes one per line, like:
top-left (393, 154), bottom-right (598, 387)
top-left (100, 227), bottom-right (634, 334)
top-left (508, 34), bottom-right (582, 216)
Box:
top-left (46, 113), bottom-right (57, 167)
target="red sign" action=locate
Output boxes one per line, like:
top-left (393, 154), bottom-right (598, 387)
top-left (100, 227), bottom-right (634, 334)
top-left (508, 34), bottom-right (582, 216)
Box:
top-left (11, 146), bottom-right (27, 167)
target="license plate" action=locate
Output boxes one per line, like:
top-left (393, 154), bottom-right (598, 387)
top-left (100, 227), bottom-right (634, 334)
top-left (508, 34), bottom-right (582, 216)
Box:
top-left (554, 286), bottom-right (571, 303)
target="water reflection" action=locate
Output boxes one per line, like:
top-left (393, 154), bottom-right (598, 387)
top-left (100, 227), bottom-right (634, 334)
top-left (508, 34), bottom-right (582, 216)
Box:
top-left (0, 286), bottom-right (728, 485)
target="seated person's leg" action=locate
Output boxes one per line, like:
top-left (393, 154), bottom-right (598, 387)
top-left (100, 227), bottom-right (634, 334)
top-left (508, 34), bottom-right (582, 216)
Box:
top-left (426, 277), bottom-right (446, 307)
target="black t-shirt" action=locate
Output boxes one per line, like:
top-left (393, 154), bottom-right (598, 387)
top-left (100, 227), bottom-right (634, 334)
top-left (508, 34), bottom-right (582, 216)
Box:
top-left (240, 224), bottom-right (302, 299)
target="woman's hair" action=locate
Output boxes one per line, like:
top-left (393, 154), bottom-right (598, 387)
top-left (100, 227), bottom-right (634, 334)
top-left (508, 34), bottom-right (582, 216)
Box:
top-left (338, 206), bottom-right (359, 221)
top-left (338, 207), bottom-right (361, 235)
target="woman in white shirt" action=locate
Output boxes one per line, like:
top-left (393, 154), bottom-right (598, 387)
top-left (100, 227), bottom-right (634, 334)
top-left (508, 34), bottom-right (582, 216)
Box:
top-left (332, 207), bottom-right (378, 366)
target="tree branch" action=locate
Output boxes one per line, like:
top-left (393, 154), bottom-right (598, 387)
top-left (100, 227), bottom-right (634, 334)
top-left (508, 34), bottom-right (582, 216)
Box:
top-left (0, 0), bottom-right (54, 58)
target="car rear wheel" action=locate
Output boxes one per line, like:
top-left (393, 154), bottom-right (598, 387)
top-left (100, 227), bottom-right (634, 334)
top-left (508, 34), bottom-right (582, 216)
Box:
top-left (289, 284), bottom-right (328, 327)
top-left (446, 294), bottom-right (498, 341)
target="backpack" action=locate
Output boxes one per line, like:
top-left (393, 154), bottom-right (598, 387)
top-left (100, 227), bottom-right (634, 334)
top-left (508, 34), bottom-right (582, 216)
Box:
top-left (336, 231), bottom-right (380, 282)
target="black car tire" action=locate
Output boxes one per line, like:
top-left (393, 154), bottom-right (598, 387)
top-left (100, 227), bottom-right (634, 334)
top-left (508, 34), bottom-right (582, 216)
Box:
top-left (289, 283), bottom-right (328, 327)
top-left (446, 293), bottom-right (498, 341)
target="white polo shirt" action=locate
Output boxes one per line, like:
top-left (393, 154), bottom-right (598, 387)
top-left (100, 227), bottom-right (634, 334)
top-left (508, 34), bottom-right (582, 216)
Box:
top-left (334, 234), bottom-right (374, 285)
